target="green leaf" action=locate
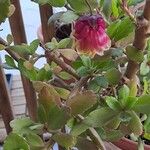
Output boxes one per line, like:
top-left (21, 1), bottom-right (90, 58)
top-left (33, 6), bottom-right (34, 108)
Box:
top-left (10, 117), bottom-right (34, 134)
top-left (106, 96), bottom-right (122, 111)
top-left (77, 66), bottom-right (89, 77)
top-left (52, 133), bottom-right (76, 149)
top-left (6, 34), bottom-right (13, 45)
top-left (107, 20), bottom-right (121, 39)
top-left (57, 38), bottom-right (71, 49)
top-left (36, 68), bottom-right (52, 81)
top-left (97, 128), bottom-right (124, 141)
top-left (67, 0), bottom-right (99, 13)
top-left (25, 133), bottom-right (44, 149)
top-left (37, 83), bottom-right (61, 112)
top-left (126, 45), bottom-right (144, 63)
top-left (133, 95), bottom-right (150, 115)
top-left (29, 39), bottom-right (40, 54)
top-left (128, 111), bottom-right (143, 136)
top-left (84, 107), bottom-right (119, 127)
top-left (111, 48), bottom-right (124, 58)
top-left (0, 44), bottom-right (6, 50)
top-left (48, 12), bottom-right (64, 25)
top-left (45, 38), bottom-right (58, 50)
top-left (18, 59), bottom-right (37, 81)
top-left (37, 104), bottom-right (47, 124)
top-left (105, 68), bottom-right (121, 85)
top-left (119, 112), bottom-right (132, 122)
top-left (71, 123), bottom-right (89, 136)
top-left (118, 85), bottom-right (130, 100)
top-left (111, 0), bottom-right (119, 17)
top-left (0, 0), bottom-right (10, 24)
top-left (4, 133), bottom-right (30, 150)
top-left (55, 87), bottom-right (70, 100)
top-left (105, 116), bottom-right (121, 129)
top-left (94, 58), bottom-right (116, 71)
top-left (113, 17), bottom-right (134, 42)
top-left (5, 55), bottom-right (17, 68)
top-left (9, 44), bottom-right (31, 57)
top-left (34, 0), bottom-right (66, 6)
top-left (80, 55), bottom-right (92, 67)
top-left (88, 76), bottom-right (108, 92)
top-left (102, 0), bottom-right (112, 19)
top-left (140, 60), bottom-right (150, 75)
top-left (48, 0), bottom-right (66, 7)
top-left (57, 49), bottom-right (78, 61)
top-left (47, 105), bottom-right (70, 130)
top-left (66, 91), bottom-right (97, 116)
top-left (59, 10), bottom-right (79, 24)
top-left (144, 115), bottom-right (150, 133)
top-left (58, 71), bottom-right (73, 80)
top-left (123, 97), bottom-right (138, 110)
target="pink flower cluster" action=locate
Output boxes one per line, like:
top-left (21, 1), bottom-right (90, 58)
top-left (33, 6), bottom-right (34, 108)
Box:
top-left (73, 15), bottom-right (111, 57)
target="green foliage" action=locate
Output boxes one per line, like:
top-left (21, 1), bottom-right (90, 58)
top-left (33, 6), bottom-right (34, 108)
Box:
top-left (47, 105), bottom-right (70, 130)
top-left (106, 96), bottom-right (122, 111)
top-left (5, 55), bottom-right (17, 68)
top-left (33, 0), bottom-right (66, 6)
top-left (84, 107), bottom-right (119, 127)
top-left (0, 44), bottom-right (6, 50)
top-left (107, 17), bottom-right (135, 42)
top-left (1, 0), bottom-right (149, 149)
top-left (9, 39), bottom-right (40, 57)
top-left (97, 128), bottom-right (124, 141)
top-left (71, 123), bottom-right (89, 136)
top-left (67, 91), bottom-right (97, 116)
top-left (4, 133), bottom-right (30, 150)
top-left (88, 76), bottom-right (108, 92)
top-left (25, 133), bottom-right (44, 150)
top-left (6, 34), bottom-right (13, 45)
top-left (45, 38), bottom-right (71, 50)
top-left (59, 10), bottom-right (79, 24)
top-left (67, 0), bottom-right (99, 13)
top-left (126, 45), bottom-right (144, 63)
top-left (133, 95), bottom-right (150, 115)
top-left (105, 68), bottom-right (121, 85)
top-left (0, 0), bottom-right (11, 24)
top-left (52, 133), bottom-right (76, 149)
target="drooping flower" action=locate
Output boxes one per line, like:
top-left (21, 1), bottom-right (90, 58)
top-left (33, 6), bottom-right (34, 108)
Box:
top-left (73, 15), bottom-right (111, 57)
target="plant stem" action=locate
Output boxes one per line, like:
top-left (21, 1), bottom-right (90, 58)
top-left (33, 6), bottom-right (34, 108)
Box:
top-left (125, 0), bottom-right (150, 79)
top-left (40, 43), bottom-right (80, 80)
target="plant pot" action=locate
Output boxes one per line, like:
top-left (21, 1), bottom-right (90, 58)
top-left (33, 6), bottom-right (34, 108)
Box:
top-left (113, 138), bottom-right (150, 150)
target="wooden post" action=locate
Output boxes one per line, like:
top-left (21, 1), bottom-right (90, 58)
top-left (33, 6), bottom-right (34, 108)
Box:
top-left (0, 58), bottom-right (14, 134)
top-left (39, 4), bottom-right (55, 43)
top-left (9, 0), bottom-right (37, 120)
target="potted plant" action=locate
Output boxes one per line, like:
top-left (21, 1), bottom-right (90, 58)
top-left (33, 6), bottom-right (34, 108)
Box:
top-left (0, 0), bottom-right (150, 150)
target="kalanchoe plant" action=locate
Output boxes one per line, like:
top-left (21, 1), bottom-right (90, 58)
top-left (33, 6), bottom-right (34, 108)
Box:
top-left (1, 0), bottom-right (150, 150)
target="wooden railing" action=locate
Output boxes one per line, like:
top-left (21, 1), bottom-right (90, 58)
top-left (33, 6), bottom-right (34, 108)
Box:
top-left (0, 0), bottom-right (54, 133)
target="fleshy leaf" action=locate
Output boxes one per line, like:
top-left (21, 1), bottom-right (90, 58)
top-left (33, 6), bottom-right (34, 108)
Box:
top-left (66, 91), bottom-right (97, 116)
top-left (52, 133), bottom-right (76, 149)
top-left (84, 107), bottom-right (119, 127)
top-left (4, 133), bottom-right (30, 150)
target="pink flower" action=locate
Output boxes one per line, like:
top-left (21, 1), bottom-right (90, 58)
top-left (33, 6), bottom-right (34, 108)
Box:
top-left (73, 15), bottom-right (111, 57)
